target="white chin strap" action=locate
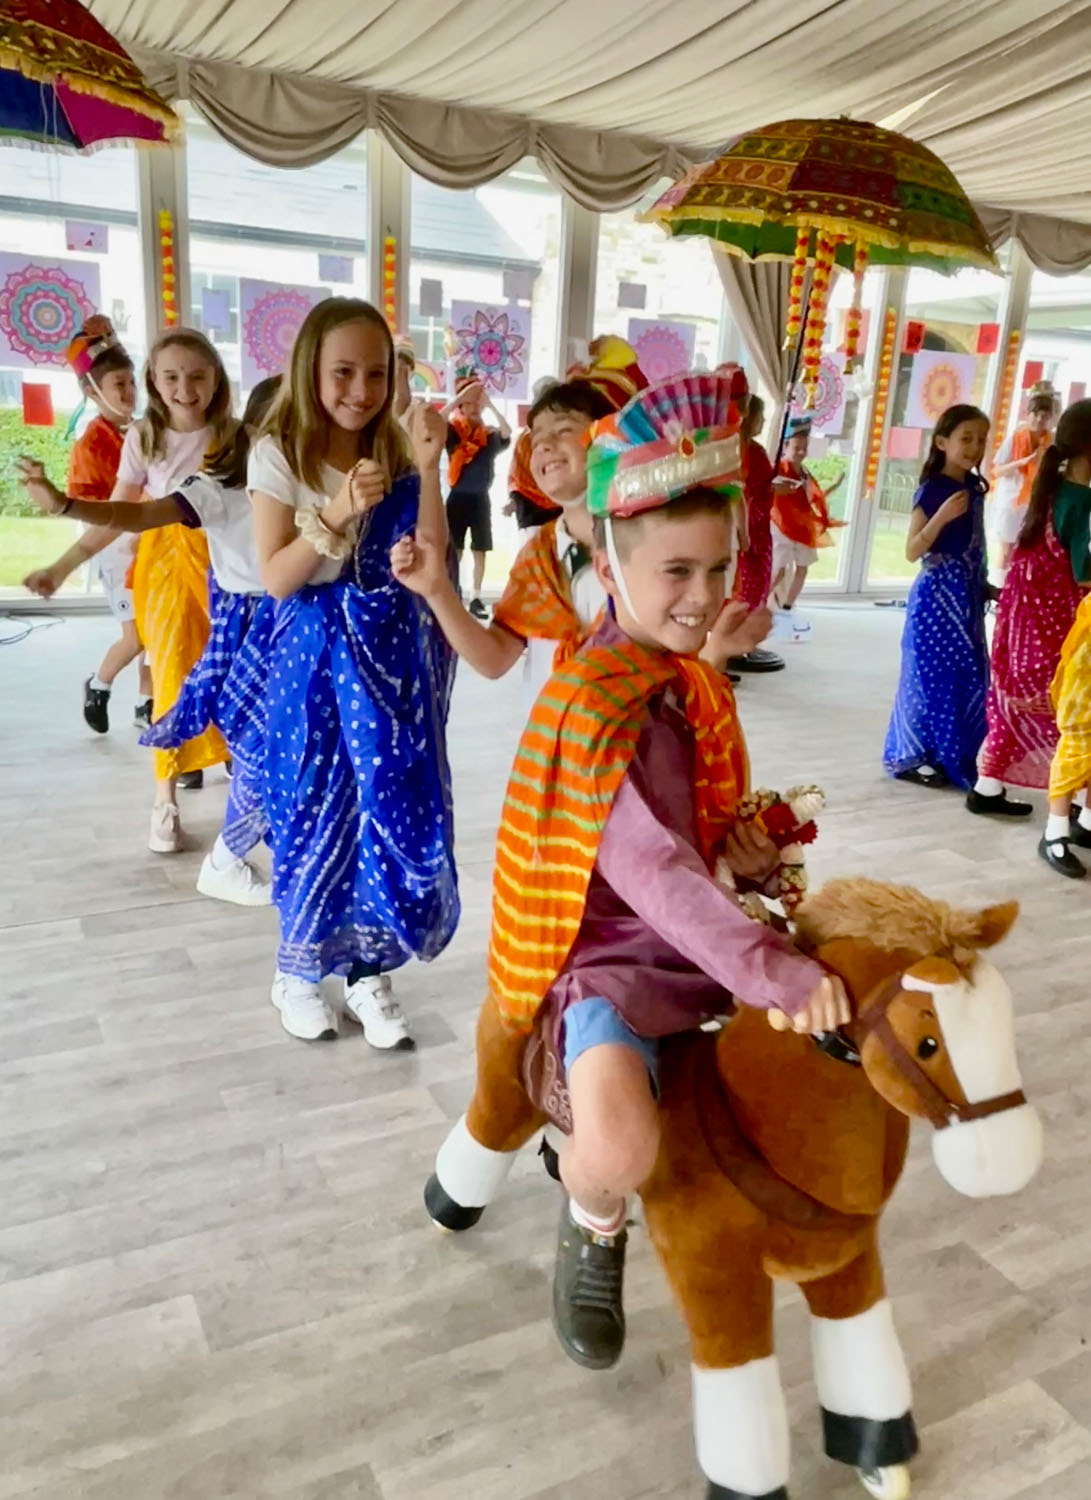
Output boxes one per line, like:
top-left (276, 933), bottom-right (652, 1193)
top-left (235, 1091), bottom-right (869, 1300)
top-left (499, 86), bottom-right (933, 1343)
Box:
top-left (86, 372), bottom-right (130, 426)
top-left (604, 515), bottom-right (643, 629)
top-left (558, 489), bottom-right (587, 511)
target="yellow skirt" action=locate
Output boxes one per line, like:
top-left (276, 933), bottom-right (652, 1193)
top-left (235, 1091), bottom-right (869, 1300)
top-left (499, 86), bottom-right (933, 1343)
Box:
top-left (133, 525), bottom-right (227, 780)
top-left (1048, 593), bottom-right (1091, 799)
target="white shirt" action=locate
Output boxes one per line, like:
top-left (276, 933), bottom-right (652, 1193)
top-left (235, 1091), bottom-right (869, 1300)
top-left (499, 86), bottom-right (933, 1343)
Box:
top-left (523, 516), bottom-right (606, 708)
top-left (246, 433), bottom-right (349, 584)
top-left (991, 433), bottom-right (1022, 512)
top-left (175, 474), bottom-right (263, 595)
top-left (116, 423), bottom-right (212, 499)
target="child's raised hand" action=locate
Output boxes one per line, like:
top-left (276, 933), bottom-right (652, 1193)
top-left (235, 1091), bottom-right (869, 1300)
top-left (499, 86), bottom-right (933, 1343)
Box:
top-left (23, 566), bottom-right (59, 598)
top-left (406, 401), bottom-right (447, 471)
top-left (767, 974), bottom-right (851, 1035)
top-left (936, 489), bottom-right (970, 527)
top-left (707, 601), bottom-right (772, 663)
top-left (16, 456), bottom-right (65, 515)
top-left (390, 530), bottom-right (446, 599)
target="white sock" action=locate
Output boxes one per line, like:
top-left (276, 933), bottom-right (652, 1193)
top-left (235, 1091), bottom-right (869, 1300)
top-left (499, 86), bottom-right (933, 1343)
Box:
top-left (570, 1196), bottom-right (627, 1238)
top-left (209, 834), bottom-right (236, 871)
top-left (1078, 807), bottom-right (1091, 833)
top-left (1075, 789), bottom-right (1088, 809)
top-left (975, 776), bottom-right (1004, 797)
top-left (1045, 814), bottom-right (1070, 843)
top-left (89, 674), bottom-right (111, 693)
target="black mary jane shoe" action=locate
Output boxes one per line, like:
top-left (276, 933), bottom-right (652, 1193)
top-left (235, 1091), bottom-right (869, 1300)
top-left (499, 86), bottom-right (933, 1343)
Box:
top-left (1066, 816), bottom-right (1091, 849)
top-left (177, 770), bottom-right (204, 791)
top-left (896, 766), bottom-right (949, 790)
top-left (965, 788), bottom-right (1033, 818)
top-left (728, 648), bottom-right (786, 674)
top-left (1038, 835), bottom-right (1087, 879)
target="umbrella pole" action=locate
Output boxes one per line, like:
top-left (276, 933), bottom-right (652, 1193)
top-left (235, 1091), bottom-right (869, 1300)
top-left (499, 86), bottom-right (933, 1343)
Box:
top-left (773, 281), bottom-right (811, 467)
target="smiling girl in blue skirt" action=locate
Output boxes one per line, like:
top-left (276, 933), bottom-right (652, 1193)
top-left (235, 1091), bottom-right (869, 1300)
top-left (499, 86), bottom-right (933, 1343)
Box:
top-left (883, 404), bottom-right (991, 791)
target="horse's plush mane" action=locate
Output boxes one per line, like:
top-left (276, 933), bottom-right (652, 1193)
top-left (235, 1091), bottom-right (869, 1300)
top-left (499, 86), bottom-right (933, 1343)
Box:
top-left (792, 877), bottom-right (1018, 972)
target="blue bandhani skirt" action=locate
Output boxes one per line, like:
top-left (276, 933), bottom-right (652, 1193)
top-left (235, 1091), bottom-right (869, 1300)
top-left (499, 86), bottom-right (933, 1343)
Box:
top-left (883, 551), bottom-right (988, 790)
top-left (267, 474), bottom-right (459, 981)
top-left (141, 582), bottom-right (274, 856)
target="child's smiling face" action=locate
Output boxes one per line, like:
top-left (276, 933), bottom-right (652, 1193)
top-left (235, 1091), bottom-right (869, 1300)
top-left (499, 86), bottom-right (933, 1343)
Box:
top-left (529, 406), bottom-right (592, 507)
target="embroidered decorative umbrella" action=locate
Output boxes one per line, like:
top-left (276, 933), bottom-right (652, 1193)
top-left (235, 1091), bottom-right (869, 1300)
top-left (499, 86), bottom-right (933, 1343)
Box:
top-left (0, 0), bottom-right (181, 151)
top-left (643, 117), bottom-right (997, 404)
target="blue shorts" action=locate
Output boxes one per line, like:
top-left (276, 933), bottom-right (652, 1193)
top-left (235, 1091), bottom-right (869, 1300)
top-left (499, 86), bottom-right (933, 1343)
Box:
top-left (561, 997), bottom-right (659, 1087)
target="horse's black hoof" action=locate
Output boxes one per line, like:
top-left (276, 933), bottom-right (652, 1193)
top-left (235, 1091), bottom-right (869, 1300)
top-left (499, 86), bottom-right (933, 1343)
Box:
top-left (539, 1135), bottom-right (561, 1182)
top-left (424, 1173), bottom-right (486, 1231)
top-left (822, 1409), bottom-right (919, 1470)
top-left (706, 1484), bottom-right (789, 1499)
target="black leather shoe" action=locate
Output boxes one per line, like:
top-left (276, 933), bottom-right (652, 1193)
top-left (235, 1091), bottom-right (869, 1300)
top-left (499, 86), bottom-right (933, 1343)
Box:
top-left (83, 678), bottom-right (110, 734)
top-left (1038, 835), bottom-right (1087, 879)
top-left (177, 770), bottom-right (204, 791)
top-left (552, 1200), bottom-right (626, 1370)
top-left (896, 766), bottom-right (949, 789)
top-left (965, 788), bottom-right (1033, 818)
top-left (1068, 818), bottom-right (1091, 849)
top-left (728, 648), bottom-right (786, 674)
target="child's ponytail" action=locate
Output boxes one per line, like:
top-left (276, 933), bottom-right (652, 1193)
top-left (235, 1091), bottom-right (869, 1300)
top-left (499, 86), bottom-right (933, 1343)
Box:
top-left (1019, 397), bottom-right (1091, 551)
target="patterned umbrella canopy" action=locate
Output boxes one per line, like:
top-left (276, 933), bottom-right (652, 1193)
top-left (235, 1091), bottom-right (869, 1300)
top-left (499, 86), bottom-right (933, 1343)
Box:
top-left (643, 117), bottom-right (998, 401)
top-left (0, 0), bottom-right (181, 151)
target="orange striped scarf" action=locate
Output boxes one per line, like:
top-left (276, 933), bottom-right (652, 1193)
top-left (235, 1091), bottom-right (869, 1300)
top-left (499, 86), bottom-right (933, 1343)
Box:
top-left (489, 637), bottom-right (749, 1030)
top-left (491, 520), bottom-right (590, 649)
top-left (447, 414), bottom-right (489, 488)
top-left (508, 429), bottom-right (559, 513)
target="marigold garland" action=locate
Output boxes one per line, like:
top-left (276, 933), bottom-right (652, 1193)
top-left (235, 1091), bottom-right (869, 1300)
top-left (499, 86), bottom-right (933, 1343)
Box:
top-left (865, 307), bottom-right (898, 497)
top-left (157, 209), bottom-right (177, 327)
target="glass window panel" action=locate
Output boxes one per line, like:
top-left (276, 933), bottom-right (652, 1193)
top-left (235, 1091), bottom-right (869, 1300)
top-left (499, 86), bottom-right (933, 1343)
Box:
top-left (0, 142), bottom-right (144, 597)
top-left (1022, 267), bottom-right (1091, 411)
top-left (184, 104), bottom-right (368, 403)
top-left (866, 260), bottom-right (1008, 586)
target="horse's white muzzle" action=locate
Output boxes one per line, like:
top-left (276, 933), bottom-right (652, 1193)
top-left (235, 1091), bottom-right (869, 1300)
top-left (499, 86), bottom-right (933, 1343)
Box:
top-left (932, 1102), bottom-right (1044, 1197)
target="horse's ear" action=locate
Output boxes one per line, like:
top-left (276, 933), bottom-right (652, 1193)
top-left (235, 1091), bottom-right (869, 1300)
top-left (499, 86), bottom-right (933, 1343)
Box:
top-left (966, 900), bottom-right (1019, 949)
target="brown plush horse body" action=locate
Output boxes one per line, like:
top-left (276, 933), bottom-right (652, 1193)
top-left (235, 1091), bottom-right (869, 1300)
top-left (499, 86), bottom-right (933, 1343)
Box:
top-left (425, 880), bottom-right (1043, 1499)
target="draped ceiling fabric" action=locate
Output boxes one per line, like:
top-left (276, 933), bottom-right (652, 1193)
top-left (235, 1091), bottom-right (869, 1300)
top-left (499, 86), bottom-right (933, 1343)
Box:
top-left (88, 0), bottom-right (1091, 264)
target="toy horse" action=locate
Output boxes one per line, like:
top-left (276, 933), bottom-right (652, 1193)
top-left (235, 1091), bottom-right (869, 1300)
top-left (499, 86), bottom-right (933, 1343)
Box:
top-left (425, 879), bottom-right (1042, 1498)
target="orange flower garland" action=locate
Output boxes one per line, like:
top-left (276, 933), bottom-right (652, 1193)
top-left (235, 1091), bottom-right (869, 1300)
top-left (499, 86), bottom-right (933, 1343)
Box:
top-left (802, 232), bottom-right (837, 407)
top-left (382, 234), bottom-right (397, 331)
top-left (842, 243), bottom-right (870, 370)
top-left (865, 307), bottom-right (898, 497)
top-left (783, 226), bottom-right (811, 350)
top-left (158, 208), bottom-right (178, 327)
top-left (989, 329), bottom-right (1023, 460)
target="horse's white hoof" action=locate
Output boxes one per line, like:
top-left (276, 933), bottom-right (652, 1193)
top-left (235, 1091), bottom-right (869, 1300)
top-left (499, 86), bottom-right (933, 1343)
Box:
top-left (858, 1466), bottom-right (910, 1500)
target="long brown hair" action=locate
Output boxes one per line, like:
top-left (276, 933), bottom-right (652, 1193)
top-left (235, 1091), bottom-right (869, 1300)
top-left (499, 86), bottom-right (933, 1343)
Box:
top-left (262, 298), bottom-right (410, 492)
top-left (1019, 398), bottom-right (1091, 551)
top-left (138, 328), bottom-right (234, 461)
top-left (919, 404), bottom-right (990, 485)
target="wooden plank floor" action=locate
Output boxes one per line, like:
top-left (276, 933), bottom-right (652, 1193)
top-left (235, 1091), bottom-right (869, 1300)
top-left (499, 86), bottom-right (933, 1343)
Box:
top-left (1, 604), bottom-right (1089, 1500)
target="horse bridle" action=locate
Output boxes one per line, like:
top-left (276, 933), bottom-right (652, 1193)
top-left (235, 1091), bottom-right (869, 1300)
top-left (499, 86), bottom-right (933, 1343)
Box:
top-left (816, 970), bottom-right (1027, 1131)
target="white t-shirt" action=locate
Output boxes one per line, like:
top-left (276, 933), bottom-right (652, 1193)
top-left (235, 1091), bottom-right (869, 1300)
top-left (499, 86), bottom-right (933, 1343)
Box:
top-left (991, 433), bottom-right (1022, 512)
top-left (174, 474), bottom-right (263, 595)
top-left (246, 433), bottom-right (349, 584)
top-left (522, 517), bottom-right (606, 707)
top-left (116, 423), bottom-right (212, 499)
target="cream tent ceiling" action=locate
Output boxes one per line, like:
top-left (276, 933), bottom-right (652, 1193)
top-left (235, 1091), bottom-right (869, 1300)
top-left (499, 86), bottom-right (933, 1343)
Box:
top-left (92, 0), bottom-right (1091, 226)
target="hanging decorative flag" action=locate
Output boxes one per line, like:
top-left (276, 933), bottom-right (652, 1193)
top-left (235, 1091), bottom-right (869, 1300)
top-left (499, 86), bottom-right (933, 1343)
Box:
top-left (239, 279), bottom-right (326, 389)
top-left (0, 253), bottom-right (100, 367)
top-left (626, 317), bottom-right (696, 382)
top-left (1069, 382), bottom-right (1087, 406)
top-left (902, 319), bottom-right (926, 355)
top-left (1021, 360), bottom-right (1044, 389)
top-left (905, 351), bottom-right (979, 429)
top-left (65, 221), bottom-right (108, 254)
top-left (318, 254), bottom-right (353, 284)
top-left (976, 323), bottom-right (1000, 355)
top-left (886, 426), bottom-right (924, 461)
top-left (22, 382), bottom-right (54, 426)
top-left (449, 301), bottom-right (530, 398)
top-left (200, 287), bottom-right (232, 335)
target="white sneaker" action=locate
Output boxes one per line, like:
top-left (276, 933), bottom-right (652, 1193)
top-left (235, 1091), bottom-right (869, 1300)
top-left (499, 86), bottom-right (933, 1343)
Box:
top-left (271, 971), bottom-right (338, 1041)
top-left (343, 972), bottom-right (414, 1051)
top-left (196, 853), bottom-right (272, 907)
top-left (149, 801), bottom-right (182, 853)
top-left (789, 610), bottom-right (812, 634)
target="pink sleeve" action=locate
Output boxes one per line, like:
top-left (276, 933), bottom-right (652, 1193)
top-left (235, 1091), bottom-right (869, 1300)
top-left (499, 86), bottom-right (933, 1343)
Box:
top-left (115, 426), bottom-right (148, 489)
top-left (596, 774), bottom-right (822, 1015)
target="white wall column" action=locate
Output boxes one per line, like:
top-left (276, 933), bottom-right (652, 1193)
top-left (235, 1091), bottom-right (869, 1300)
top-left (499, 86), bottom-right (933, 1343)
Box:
top-left (558, 197), bottom-right (599, 367)
top-left (367, 133), bottom-right (410, 331)
top-left (986, 241), bottom-right (1032, 434)
top-left (136, 141), bottom-right (189, 351)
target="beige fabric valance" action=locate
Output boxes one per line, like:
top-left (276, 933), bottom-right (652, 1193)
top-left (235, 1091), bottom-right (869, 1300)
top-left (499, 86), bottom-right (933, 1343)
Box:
top-left (135, 49), bottom-right (692, 212)
top-left (978, 208), bottom-right (1091, 277)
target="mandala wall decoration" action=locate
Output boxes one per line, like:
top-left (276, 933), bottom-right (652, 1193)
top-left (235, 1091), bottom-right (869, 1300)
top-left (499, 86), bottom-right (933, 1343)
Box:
top-left (626, 317), bottom-right (696, 382)
top-left (0, 253), bottom-right (100, 368)
top-left (239, 279), bottom-right (327, 391)
top-left (789, 352), bottom-right (847, 436)
top-left (905, 350), bottom-right (979, 430)
top-left (449, 302), bottom-right (530, 399)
